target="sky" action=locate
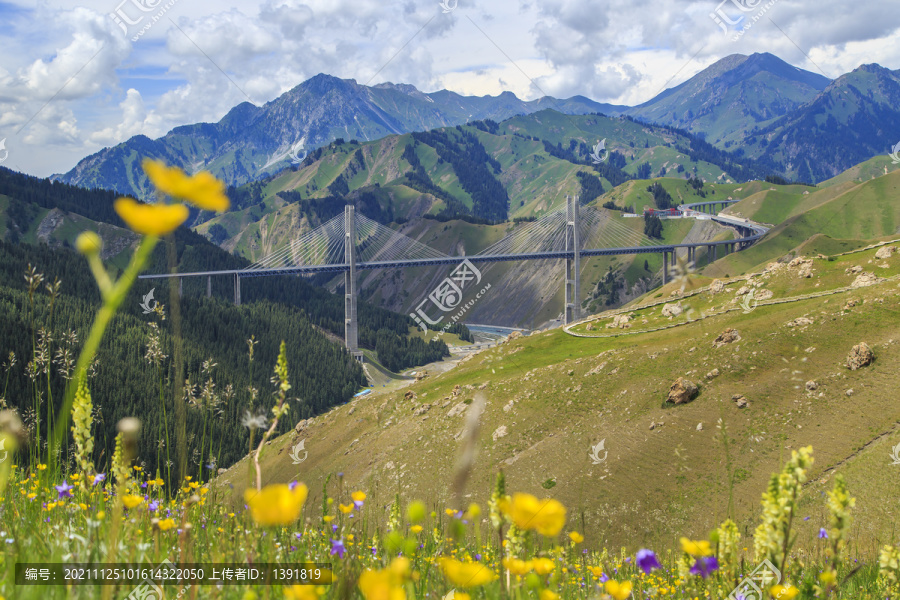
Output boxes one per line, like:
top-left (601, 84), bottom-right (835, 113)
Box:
top-left (0, 0), bottom-right (898, 177)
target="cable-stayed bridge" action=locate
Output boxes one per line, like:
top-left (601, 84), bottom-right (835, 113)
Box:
top-left (139, 197), bottom-right (768, 357)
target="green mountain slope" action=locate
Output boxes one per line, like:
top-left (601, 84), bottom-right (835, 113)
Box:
top-left (220, 238), bottom-right (900, 551)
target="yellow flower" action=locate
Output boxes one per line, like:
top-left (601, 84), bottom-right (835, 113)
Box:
top-left (143, 159), bottom-right (230, 212)
top-left (531, 558), bottom-right (555, 575)
top-left (358, 558), bottom-right (409, 600)
top-left (498, 493), bottom-right (566, 537)
top-left (157, 518), bottom-right (176, 532)
top-left (339, 503), bottom-right (354, 514)
top-left (771, 585), bottom-right (800, 599)
top-left (243, 483), bottom-right (308, 526)
top-left (78, 503), bottom-right (87, 511)
top-left (605, 580), bottom-right (633, 600)
top-left (155, 478), bottom-right (165, 486)
top-left (680, 537), bottom-right (713, 557)
top-left (122, 495), bottom-right (143, 509)
top-left (439, 558), bottom-right (498, 588)
top-left (587, 566), bottom-right (604, 578)
top-left (323, 516), bottom-right (334, 523)
top-left (410, 525), bottom-right (423, 534)
top-left (540, 590), bottom-right (559, 600)
top-left (466, 503), bottom-right (481, 519)
top-left (114, 198), bottom-right (188, 237)
top-left (569, 531), bottom-right (584, 544)
top-left (352, 491), bottom-right (366, 502)
top-left (189, 481), bottom-right (200, 489)
top-left (502, 558), bottom-right (531, 576)
top-left (37, 464), bottom-right (47, 471)
top-left (284, 584), bottom-right (321, 600)
top-left (75, 231), bottom-right (102, 256)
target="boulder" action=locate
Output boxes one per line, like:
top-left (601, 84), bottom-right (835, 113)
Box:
top-left (492, 425), bottom-right (508, 441)
top-left (404, 390), bottom-right (416, 401)
top-left (805, 381), bottom-right (818, 391)
top-left (713, 328), bottom-right (741, 348)
top-left (846, 343), bottom-right (874, 370)
top-left (851, 272), bottom-right (884, 288)
top-left (875, 245), bottom-right (897, 260)
top-left (662, 303), bottom-right (683, 318)
top-left (447, 402), bottom-right (468, 417)
top-left (845, 265), bottom-right (864, 275)
top-left (666, 377), bottom-right (699, 405)
top-left (710, 279), bottom-right (725, 294)
top-left (736, 286), bottom-right (751, 296)
top-left (755, 289), bottom-right (774, 301)
top-left (606, 314), bottom-right (632, 329)
top-left (786, 317), bottom-right (814, 328)
top-left (732, 394), bottom-right (748, 408)
top-left (705, 368), bottom-right (720, 380)
top-left (508, 331), bottom-right (523, 341)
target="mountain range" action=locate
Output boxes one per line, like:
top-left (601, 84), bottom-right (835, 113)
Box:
top-left (54, 52), bottom-right (900, 197)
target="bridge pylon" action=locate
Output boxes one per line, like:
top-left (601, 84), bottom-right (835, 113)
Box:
top-left (564, 195), bottom-right (581, 324)
top-left (344, 205), bottom-right (360, 357)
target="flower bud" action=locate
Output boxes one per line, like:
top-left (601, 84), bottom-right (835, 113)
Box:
top-left (76, 231), bottom-right (102, 256)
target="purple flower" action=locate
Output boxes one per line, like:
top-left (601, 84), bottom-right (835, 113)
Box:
top-left (330, 538), bottom-right (346, 558)
top-left (289, 481), bottom-right (301, 491)
top-left (636, 549), bottom-right (662, 574)
top-left (295, 533), bottom-right (302, 540)
top-left (92, 473), bottom-right (106, 486)
top-left (332, 524), bottom-right (338, 532)
top-left (148, 501), bottom-right (159, 512)
top-left (690, 556), bottom-right (719, 578)
top-left (819, 528), bottom-right (829, 539)
top-left (55, 481), bottom-right (74, 499)
top-left (337, 472), bottom-right (344, 478)
top-left (599, 573), bottom-right (609, 583)
top-left (803, 516), bottom-right (811, 521)
top-left (354, 500), bottom-right (364, 509)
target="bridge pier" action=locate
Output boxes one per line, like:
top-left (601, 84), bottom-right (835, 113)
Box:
top-left (178, 278), bottom-right (183, 298)
top-left (564, 195), bottom-right (581, 324)
top-left (234, 274), bottom-right (241, 306)
top-left (344, 205), bottom-right (359, 353)
top-left (207, 276), bottom-right (212, 298)
top-left (662, 252), bottom-right (668, 285)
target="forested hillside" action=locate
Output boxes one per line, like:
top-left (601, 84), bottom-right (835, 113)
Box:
top-left (0, 238), bottom-right (367, 482)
